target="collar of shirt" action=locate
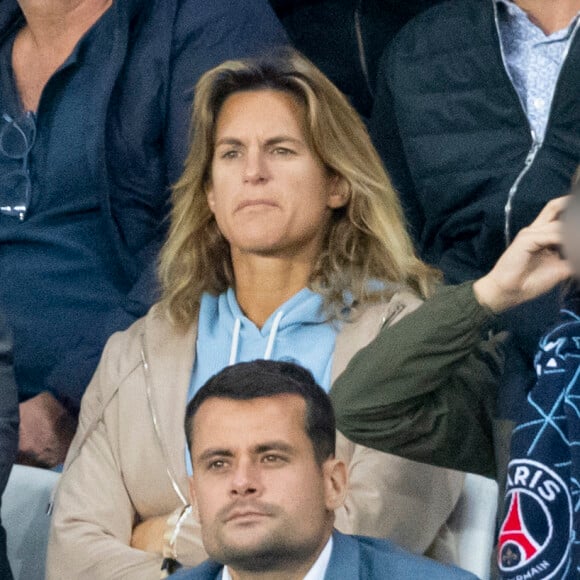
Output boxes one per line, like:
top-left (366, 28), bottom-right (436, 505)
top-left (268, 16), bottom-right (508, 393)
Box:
top-left (221, 536), bottom-right (334, 580)
top-left (494, 0), bottom-right (580, 41)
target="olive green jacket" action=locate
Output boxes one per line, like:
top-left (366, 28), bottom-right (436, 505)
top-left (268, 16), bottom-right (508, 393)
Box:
top-left (331, 282), bottom-right (503, 479)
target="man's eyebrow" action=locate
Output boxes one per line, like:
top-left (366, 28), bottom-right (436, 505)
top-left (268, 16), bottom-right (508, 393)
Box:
top-left (196, 448), bottom-right (234, 462)
top-left (254, 441), bottom-right (295, 455)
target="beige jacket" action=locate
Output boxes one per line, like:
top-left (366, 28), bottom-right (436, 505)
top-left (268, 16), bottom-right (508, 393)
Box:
top-left (47, 292), bottom-right (464, 579)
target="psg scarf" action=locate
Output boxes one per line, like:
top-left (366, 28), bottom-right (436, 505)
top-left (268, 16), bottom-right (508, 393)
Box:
top-left (498, 309), bottom-right (580, 579)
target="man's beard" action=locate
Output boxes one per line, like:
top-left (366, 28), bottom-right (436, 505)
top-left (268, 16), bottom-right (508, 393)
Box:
top-left (207, 501), bottom-right (319, 573)
top-left (216, 531), bottom-right (313, 574)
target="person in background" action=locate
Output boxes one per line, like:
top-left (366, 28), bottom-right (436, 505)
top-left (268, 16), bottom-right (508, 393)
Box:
top-left (48, 51), bottom-right (573, 580)
top-left (370, 0), bottom-right (580, 468)
top-left (497, 172), bottom-right (580, 579)
top-left (331, 194), bottom-right (573, 480)
top-left (269, 0), bottom-right (446, 119)
top-left (0, 0), bottom-right (285, 468)
top-left (170, 359), bottom-right (477, 580)
top-left (371, 0), bottom-right (580, 285)
top-left (0, 312), bottom-right (18, 580)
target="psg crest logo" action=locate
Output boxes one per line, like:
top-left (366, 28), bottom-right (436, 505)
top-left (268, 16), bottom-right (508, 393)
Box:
top-left (498, 459), bottom-right (573, 579)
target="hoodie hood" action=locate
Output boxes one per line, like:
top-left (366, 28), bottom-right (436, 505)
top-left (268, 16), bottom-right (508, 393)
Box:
top-left (189, 287), bottom-right (340, 401)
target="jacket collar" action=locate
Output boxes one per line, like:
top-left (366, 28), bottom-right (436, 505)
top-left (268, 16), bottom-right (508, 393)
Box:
top-left (326, 531), bottom-right (361, 578)
top-left (331, 289), bottom-right (421, 381)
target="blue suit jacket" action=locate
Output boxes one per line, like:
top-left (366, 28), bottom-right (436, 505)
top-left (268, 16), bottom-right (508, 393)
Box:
top-left (170, 530), bottom-right (477, 579)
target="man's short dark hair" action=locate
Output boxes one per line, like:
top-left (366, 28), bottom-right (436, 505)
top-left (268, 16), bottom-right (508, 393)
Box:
top-left (184, 360), bottom-right (336, 465)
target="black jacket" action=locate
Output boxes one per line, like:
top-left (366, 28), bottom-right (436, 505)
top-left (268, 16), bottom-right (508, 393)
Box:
top-left (0, 312), bottom-right (18, 580)
top-left (371, 0), bottom-right (580, 283)
top-left (270, 0), bottom-right (446, 118)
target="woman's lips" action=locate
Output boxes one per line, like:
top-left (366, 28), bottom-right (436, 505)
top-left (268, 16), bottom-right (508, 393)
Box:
top-left (235, 199), bottom-right (278, 212)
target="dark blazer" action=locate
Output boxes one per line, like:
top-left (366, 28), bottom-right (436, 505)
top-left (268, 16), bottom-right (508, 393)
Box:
top-left (169, 530), bottom-right (477, 579)
top-left (0, 311), bottom-right (18, 580)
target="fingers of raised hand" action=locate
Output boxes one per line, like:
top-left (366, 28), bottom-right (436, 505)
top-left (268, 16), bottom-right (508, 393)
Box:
top-left (530, 195), bottom-right (571, 227)
top-left (515, 219), bottom-right (565, 253)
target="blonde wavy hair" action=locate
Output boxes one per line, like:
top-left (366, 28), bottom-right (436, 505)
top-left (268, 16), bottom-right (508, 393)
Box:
top-left (159, 50), bottom-right (440, 328)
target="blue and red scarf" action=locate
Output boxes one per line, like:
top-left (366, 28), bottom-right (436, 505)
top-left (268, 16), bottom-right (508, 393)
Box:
top-left (498, 308), bottom-right (580, 579)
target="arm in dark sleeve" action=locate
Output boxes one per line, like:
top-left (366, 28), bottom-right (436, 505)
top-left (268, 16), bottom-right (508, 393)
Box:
top-left (330, 282), bottom-right (502, 478)
top-left (370, 46), bottom-right (424, 245)
top-left (44, 0), bottom-right (287, 408)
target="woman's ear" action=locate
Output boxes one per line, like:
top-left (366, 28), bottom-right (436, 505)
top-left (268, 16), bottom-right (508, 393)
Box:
top-left (326, 175), bottom-right (350, 209)
top-left (206, 184), bottom-right (216, 213)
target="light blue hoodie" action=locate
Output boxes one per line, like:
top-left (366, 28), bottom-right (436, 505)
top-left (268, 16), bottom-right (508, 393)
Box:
top-left (189, 287), bottom-right (340, 400)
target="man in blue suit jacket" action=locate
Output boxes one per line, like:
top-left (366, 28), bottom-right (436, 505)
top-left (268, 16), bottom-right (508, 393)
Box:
top-left (169, 360), bottom-right (475, 580)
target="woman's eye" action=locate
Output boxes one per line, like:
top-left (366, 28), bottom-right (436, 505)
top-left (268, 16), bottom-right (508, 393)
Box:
top-left (272, 147), bottom-right (294, 156)
top-left (220, 150), bottom-right (239, 160)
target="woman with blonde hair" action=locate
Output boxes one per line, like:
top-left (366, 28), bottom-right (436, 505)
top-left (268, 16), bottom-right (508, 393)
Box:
top-left (47, 51), bottom-right (572, 579)
top-left (159, 50), bottom-right (437, 328)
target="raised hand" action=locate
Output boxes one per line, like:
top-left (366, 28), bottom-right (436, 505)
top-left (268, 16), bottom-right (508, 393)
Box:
top-left (473, 196), bottom-right (574, 313)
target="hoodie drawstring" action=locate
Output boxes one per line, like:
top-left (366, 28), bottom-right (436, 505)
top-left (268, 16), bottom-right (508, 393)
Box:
top-left (264, 310), bottom-right (284, 360)
top-left (228, 318), bottom-right (241, 365)
top-left (228, 310), bottom-right (284, 365)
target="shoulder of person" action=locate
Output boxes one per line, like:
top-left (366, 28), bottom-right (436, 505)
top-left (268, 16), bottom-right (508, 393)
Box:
top-left (389, 0), bottom-right (491, 61)
top-left (332, 289), bottom-right (422, 380)
top-left (535, 308), bottom-right (580, 374)
top-left (336, 532), bottom-right (476, 579)
top-left (88, 303), bottom-right (188, 399)
top-left (351, 287), bottom-right (423, 329)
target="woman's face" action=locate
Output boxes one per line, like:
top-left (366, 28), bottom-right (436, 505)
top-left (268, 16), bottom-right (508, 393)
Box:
top-left (564, 190), bottom-right (580, 279)
top-left (206, 89), bottom-right (348, 264)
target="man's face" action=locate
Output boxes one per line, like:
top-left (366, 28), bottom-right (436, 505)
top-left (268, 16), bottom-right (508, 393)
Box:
top-left (189, 394), bottom-right (345, 574)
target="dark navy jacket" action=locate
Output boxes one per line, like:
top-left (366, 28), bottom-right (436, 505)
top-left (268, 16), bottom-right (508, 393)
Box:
top-left (269, 0), bottom-right (447, 118)
top-left (0, 311), bottom-right (18, 580)
top-left (169, 531), bottom-right (477, 579)
top-left (0, 0), bottom-right (285, 407)
top-left (371, 0), bottom-right (580, 284)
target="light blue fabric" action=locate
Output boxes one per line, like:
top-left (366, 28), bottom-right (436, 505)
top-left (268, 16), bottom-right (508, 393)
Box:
top-left (185, 287), bottom-right (340, 475)
top-left (189, 287), bottom-right (339, 398)
top-left (496, 0), bottom-right (580, 142)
